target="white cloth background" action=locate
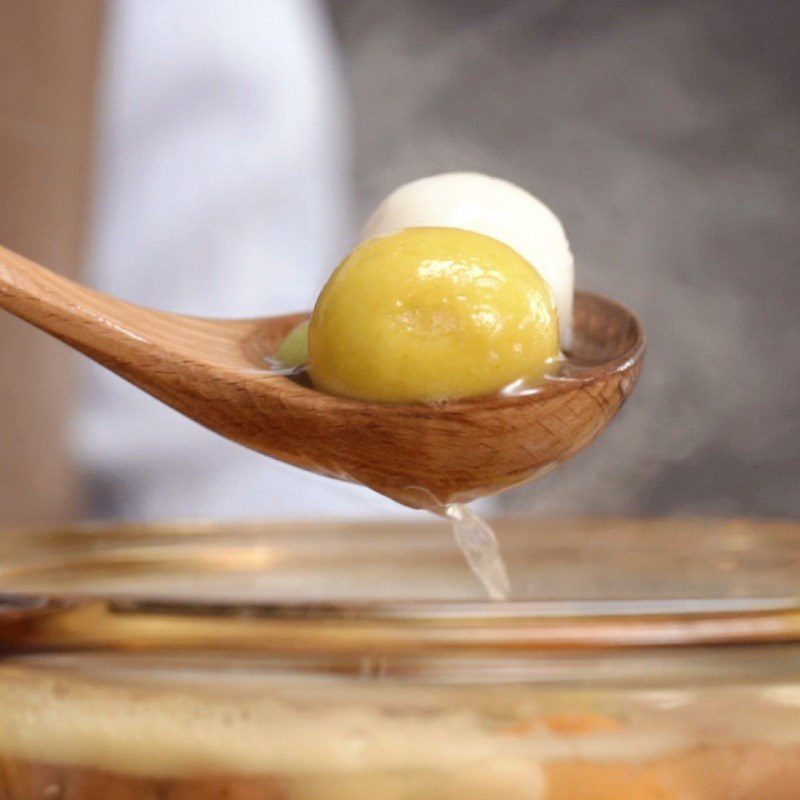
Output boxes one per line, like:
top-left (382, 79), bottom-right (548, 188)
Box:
top-left (72, 0), bottom-right (423, 520)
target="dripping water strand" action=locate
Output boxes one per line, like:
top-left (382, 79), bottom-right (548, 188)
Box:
top-left (445, 504), bottom-right (510, 601)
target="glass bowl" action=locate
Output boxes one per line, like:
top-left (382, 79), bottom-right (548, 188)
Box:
top-left (0, 516), bottom-right (798, 799)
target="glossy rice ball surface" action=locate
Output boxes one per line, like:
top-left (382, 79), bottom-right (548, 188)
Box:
top-left (308, 227), bottom-right (559, 403)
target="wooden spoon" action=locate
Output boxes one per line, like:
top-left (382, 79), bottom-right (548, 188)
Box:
top-left (0, 245), bottom-right (644, 510)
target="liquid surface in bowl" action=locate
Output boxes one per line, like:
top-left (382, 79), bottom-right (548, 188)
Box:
top-left (1, 664), bottom-right (800, 800)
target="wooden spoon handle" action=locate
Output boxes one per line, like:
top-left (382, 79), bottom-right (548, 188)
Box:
top-left (0, 243), bottom-right (146, 360)
top-left (0, 243), bottom-right (266, 392)
top-left (0, 243), bottom-right (236, 367)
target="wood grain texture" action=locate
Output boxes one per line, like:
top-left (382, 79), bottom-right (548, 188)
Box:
top-left (0, 245), bottom-right (644, 509)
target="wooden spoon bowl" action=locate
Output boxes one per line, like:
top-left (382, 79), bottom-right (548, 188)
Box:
top-left (0, 245), bottom-right (643, 510)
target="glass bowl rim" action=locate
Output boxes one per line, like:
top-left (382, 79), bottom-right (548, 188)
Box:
top-left (0, 516), bottom-right (798, 660)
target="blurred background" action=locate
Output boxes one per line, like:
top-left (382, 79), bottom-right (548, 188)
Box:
top-left (1, 0), bottom-right (798, 527)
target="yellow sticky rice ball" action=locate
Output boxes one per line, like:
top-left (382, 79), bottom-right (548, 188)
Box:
top-left (308, 227), bottom-right (559, 403)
